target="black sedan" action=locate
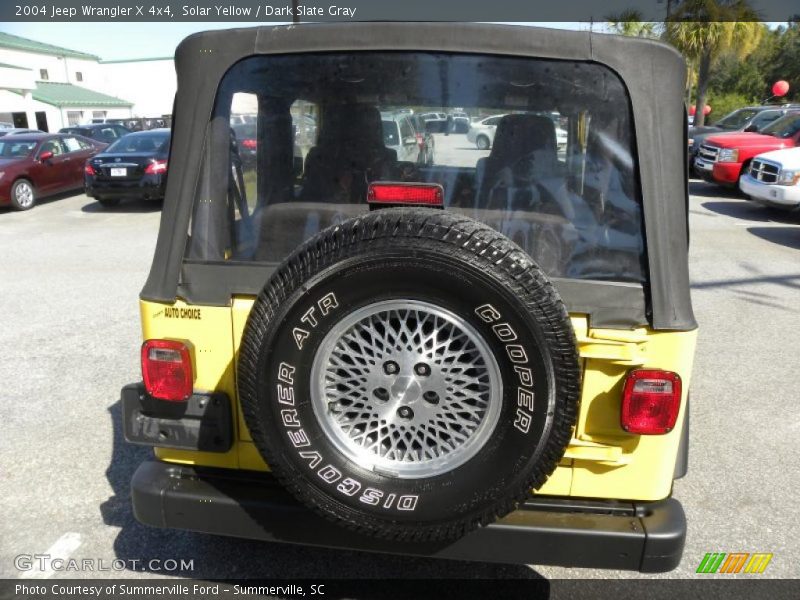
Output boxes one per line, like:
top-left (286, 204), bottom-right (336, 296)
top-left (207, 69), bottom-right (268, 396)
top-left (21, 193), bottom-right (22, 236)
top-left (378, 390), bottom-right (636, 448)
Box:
top-left (84, 129), bottom-right (170, 207)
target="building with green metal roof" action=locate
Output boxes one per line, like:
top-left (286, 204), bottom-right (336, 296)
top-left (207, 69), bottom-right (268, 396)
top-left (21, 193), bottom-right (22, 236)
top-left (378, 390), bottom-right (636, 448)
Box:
top-left (0, 32), bottom-right (100, 60)
top-left (31, 81), bottom-right (132, 108)
top-left (0, 31), bottom-right (172, 130)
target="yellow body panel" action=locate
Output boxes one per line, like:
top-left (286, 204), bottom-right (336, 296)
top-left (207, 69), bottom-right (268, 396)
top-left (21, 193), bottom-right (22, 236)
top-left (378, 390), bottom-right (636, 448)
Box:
top-left (140, 300), bottom-right (240, 468)
top-left (140, 298), bottom-right (697, 501)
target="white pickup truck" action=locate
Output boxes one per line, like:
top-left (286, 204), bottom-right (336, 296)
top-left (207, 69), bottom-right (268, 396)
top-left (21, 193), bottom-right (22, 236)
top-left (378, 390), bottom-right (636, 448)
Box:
top-left (740, 147), bottom-right (800, 210)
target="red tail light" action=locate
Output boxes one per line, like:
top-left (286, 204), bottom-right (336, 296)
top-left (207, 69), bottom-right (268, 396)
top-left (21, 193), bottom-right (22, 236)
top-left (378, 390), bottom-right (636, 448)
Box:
top-left (84, 162), bottom-right (95, 176)
top-left (367, 182), bottom-right (444, 206)
top-left (415, 133), bottom-right (425, 149)
top-left (621, 369), bottom-right (682, 435)
top-left (141, 339), bottom-right (192, 402)
top-left (144, 160), bottom-right (167, 175)
top-left (241, 138), bottom-right (257, 149)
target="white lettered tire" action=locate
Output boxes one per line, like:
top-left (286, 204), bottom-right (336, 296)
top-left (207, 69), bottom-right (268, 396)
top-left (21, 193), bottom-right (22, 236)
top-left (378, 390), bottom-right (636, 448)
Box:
top-left (238, 208), bottom-right (581, 541)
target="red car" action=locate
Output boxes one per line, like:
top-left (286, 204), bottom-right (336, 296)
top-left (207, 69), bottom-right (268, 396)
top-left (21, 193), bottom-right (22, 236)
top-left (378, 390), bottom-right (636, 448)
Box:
top-left (0, 133), bottom-right (105, 210)
top-left (694, 112), bottom-right (800, 190)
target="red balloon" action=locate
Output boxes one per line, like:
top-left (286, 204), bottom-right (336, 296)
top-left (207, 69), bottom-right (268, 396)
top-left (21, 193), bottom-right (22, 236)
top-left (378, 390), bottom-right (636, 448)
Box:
top-left (703, 105), bottom-right (712, 116)
top-left (773, 80), bottom-right (790, 97)
top-left (689, 105), bottom-right (696, 116)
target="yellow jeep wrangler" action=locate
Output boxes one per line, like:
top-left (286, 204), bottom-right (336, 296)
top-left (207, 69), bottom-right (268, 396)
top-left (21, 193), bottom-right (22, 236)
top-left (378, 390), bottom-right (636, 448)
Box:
top-left (123, 23), bottom-right (697, 572)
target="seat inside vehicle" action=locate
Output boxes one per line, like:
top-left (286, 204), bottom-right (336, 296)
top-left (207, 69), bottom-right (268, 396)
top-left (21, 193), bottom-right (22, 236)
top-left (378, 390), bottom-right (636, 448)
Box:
top-left (476, 113), bottom-right (560, 209)
top-left (299, 104), bottom-right (398, 204)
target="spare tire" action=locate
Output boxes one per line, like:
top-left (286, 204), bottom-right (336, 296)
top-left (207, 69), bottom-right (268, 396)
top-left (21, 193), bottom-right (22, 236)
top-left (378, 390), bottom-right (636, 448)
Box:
top-left (238, 208), bottom-right (580, 541)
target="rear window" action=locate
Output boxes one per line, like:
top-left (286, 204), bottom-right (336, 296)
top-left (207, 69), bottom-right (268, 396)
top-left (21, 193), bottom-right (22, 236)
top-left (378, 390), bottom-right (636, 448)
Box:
top-left (761, 113), bottom-right (800, 138)
top-left (106, 133), bottom-right (169, 153)
top-left (0, 140), bottom-right (36, 157)
top-left (186, 52), bottom-right (645, 283)
top-left (716, 108), bottom-right (759, 129)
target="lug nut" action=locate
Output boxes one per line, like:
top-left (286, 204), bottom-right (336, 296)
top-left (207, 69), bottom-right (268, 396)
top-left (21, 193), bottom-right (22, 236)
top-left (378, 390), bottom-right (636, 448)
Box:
top-left (423, 391), bottom-right (440, 405)
top-left (414, 363), bottom-right (431, 377)
top-left (397, 406), bottom-right (414, 419)
top-left (383, 361), bottom-right (399, 375)
top-left (373, 388), bottom-right (390, 402)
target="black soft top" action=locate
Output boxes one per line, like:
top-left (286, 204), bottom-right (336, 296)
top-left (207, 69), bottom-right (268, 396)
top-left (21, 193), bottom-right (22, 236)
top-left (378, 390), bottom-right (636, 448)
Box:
top-left (143, 23), bottom-right (695, 331)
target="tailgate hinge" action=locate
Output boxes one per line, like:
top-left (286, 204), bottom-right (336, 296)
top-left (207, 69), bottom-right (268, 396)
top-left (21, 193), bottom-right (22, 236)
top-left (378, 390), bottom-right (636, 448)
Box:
top-left (564, 438), bottom-right (631, 466)
top-left (576, 329), bottom-right (648, 365)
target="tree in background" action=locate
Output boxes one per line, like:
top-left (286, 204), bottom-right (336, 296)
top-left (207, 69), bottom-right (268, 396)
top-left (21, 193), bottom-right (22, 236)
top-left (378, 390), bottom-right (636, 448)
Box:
top-left (664, 1), bottom-right (763, 126)
top-left (607, 10), bottom-right (658, 38)
top-left (763, 22), bottom-right (800, 102)
top-left (608, 1), bottom-right (769, 126)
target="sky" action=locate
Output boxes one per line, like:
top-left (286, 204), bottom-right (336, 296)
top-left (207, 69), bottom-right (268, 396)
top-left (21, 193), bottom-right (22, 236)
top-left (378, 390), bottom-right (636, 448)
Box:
top-left (0, 22), bottom-right (588, 61)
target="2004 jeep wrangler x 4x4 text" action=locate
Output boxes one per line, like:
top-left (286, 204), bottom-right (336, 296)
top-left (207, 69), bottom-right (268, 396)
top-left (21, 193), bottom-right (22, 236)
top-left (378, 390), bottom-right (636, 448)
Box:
top-left (122, 23), bottom-right (697, 572)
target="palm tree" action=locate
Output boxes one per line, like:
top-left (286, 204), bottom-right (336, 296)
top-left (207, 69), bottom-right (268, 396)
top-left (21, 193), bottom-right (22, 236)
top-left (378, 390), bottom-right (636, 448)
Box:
top-left (665, 0), bottom-right (763, 126)
top-left (606, 10), bottom-right (658, 38)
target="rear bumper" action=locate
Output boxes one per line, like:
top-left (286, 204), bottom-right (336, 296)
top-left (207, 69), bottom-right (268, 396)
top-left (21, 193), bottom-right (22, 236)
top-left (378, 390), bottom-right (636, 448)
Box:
top-left (85, 175), bottom-right (165, 200)
top-left (131, 459), bottom-right (686, 572)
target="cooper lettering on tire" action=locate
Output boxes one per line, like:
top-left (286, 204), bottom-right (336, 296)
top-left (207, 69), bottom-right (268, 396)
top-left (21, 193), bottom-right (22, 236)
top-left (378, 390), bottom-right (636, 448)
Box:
top-left (238, 208), bottom-right (580, 541)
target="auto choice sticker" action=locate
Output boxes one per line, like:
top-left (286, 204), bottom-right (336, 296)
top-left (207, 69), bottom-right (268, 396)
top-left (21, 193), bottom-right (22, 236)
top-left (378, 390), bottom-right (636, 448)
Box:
top-left (151, 307), bottom-right (202, 320)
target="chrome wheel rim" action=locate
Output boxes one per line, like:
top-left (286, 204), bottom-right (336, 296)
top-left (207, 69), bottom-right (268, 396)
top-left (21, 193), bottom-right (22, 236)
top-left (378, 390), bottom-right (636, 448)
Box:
top-left (15, 182), bottom-right (33, 207)
top-left (311, 300), bottom-right (502, 479)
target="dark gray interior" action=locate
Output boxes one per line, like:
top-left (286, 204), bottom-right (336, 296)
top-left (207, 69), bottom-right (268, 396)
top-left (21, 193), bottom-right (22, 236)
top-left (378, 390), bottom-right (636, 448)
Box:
top-left (142, 23), bottom-right (695, 331)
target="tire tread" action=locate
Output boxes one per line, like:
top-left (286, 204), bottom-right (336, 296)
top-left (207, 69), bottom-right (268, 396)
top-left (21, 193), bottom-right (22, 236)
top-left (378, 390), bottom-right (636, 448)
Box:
top-left (238, 208), bottom-right (581, 542)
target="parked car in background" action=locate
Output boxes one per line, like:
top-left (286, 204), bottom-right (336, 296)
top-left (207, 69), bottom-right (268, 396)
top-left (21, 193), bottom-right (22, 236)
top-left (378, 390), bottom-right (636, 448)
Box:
top-left (449, 111), bottom-right (471, 133)
top-left (84, 129), bottom-right (170, 208)
top-left (695, 112), bottom-right (800, 190)
top-left (231, 122), bottom-right (257, 165)
top-left (409, 114), bottom-right (435, 165)
top-left (0, 133), bottom-right (104, 210)
top-left (739, 146), bottom-right (800, 211)
top-left (555, 125), bottom-right (568, 152)
top-left (381, 111), bottom-right (424, 163)
top-left (420, 111), bottom-right (447, 122)
top-left (467, 114), bottom-right (505, 149)
top-left (419, 112), bottom-right (448, 133)
top-left (467, 113), bottom-right (567, 151)
top-left (0, 128), bottom-right (43, 138)
top-left (108, 117), bottom-right (171, 131)
top-left (689, 105), bottom-right (798, 170)
top-left (60, 123), bottom-right (131, 145)
top-left (293, 114), bottom-right (317, 146)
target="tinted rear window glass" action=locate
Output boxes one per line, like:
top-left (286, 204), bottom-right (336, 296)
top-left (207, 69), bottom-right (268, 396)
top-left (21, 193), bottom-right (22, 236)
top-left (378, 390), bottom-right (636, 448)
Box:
top-left (106, 133), bottom-right (169, 153)
top-left (716, 108), bottom-right (759, 129)
top-left (761, 113), bottom-right (800, 138)
top-left (0, 140), bottom-right (36, 157)
top-left (186, 52), bottom-right (645, 283)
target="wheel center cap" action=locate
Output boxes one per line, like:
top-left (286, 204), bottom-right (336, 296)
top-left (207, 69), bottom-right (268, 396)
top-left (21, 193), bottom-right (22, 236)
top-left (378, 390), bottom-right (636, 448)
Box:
top-left (390, 376), bottom-right (421, 403)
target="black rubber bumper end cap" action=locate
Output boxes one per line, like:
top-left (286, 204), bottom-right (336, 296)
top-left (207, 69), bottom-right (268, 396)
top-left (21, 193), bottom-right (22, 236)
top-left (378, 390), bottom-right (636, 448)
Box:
top-left (637, 498), bottom-right (687, 572)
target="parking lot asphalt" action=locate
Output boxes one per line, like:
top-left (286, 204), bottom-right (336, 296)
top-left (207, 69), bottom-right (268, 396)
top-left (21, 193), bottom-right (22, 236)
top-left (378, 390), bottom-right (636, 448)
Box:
top-left (1, 147), bottom-right (799, 582)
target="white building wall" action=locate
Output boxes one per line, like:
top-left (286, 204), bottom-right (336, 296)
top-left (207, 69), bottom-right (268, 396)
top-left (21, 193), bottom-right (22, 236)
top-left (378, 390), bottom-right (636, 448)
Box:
top-left (0, 88), bottom-right (61, 129)
top-left (0, 64), bottom-right (35, 90)
top-left (0, 42), bottom-right (174, 124)
top-left (58, 106), bottom-right (132, 126)
top-left (94, 59), bottom-right (176, 117)
top-left (0, 48), bottom-right (99, 85)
